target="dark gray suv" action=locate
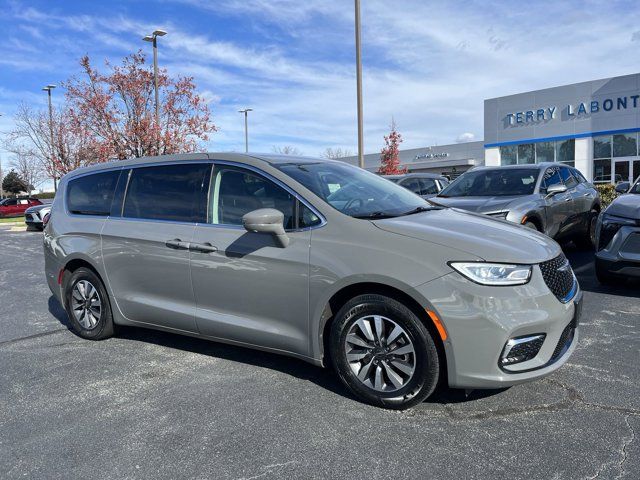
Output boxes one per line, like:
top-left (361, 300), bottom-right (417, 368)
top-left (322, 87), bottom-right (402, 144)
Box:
top-left (595, 177), bottom-right (640, 283)
top-left (433, 163), bottom-right (601, 248)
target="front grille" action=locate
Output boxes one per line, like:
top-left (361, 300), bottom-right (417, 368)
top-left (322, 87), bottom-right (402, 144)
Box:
top-left (550, 319), bottom-right (576, 362)
top-left (539, 254), bottom-right (575, 302)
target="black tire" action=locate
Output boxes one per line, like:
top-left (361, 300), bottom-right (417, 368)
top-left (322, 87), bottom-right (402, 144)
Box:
top-left (574, 211), bottom-right (598, 250)
top-left (329, 294), bottom-right (440, 410)
top-left (595, 260), bottom-right (625, 286)
top-left (64, 267), bottom-right (115, 340)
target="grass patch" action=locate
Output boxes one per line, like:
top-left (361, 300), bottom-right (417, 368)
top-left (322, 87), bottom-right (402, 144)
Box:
top-left (0, 216), bottom-right (23, 223)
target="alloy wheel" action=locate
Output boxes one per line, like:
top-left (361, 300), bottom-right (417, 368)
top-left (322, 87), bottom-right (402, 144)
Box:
top-left (71, 280), bottom-right (102, 330)
top-left (344, 315), bottom-right (416, 392)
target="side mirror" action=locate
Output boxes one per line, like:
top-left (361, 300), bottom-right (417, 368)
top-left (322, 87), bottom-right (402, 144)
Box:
top-left (615, 181), bottom-right (630, 194)
top-left (242, 208), bottom-right (289, 248)
top-left (545, 184), bottom-right (568, 198)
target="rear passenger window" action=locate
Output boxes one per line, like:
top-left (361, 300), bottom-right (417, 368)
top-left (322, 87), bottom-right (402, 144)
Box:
top-left (123, 164), bottom-right (210, 223)
top-left (402, 178), bottom-right (422, 194)
top-left (67, 171), bottom-right (120, 215)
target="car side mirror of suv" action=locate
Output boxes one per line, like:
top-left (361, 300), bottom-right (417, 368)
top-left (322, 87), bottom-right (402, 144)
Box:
top-left (545, 184), bottom-right (568, 198)
top-left (242, 208), bottom-right (290, 248)
top-left (615, 181), bottom-right (630, 194)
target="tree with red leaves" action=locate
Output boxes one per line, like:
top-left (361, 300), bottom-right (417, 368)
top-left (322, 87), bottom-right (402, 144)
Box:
top-left (64, 51), bottom-right (215, 162)
top-left (377, 120), bottom-right (407, 175)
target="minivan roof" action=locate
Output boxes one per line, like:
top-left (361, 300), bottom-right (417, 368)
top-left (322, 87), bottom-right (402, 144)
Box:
top-left (61, 152), bottom-right (342, 180)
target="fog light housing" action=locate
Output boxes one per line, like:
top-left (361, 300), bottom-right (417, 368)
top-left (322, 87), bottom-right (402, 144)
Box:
top-left (500, 334), bottom-right (546, 366)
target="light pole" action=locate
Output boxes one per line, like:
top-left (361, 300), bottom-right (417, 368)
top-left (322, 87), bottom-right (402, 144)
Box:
top-left (238, 108), bottom-right (252, 153)
top-left (354, 0), bottom-right (364, 168)
top-left (142, 30), bottom-right (167, 130)
top-left (42, 85), bottom-right (57, 191)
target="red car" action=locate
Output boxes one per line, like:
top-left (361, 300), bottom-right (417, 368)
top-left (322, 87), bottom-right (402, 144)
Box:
top-left (0, 197), bottom-right (43, 218)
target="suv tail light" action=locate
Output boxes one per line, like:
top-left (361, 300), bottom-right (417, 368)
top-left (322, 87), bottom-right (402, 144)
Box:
top-left (43, 212), bottom-right (51, 226)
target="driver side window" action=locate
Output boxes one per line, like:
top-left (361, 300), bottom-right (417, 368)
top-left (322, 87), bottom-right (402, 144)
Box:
top-left (209, 166), bottom-right (296, 229)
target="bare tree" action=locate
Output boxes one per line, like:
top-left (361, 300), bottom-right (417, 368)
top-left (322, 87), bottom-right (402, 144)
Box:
top-left (10, 150), bottom-right (47, 195)
top-left (272, 145), bottom-right (302, 156)
top-left (321, 147), bottom-right (353, 159)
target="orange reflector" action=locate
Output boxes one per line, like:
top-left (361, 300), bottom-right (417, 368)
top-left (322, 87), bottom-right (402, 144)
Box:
top-left (57, 268), bottom-right (65, 285)
top-left (521, 215), bottom-right (528, 225)
top-left (426, 310), bottom-right (447, 341)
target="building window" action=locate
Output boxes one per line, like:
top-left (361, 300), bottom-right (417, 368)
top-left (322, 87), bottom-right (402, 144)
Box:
top-left (535, 142), bottom-right (555, 163)
top-left (593, 159), bottom-right (611, 184)
top-left (499, 145), bottom-right (517, 165)
top-left (556, 139), bottom-right (575, 165)
top-left (612, 133), bottom-right (637, 157)
top-left (517, 143), bottom-right (535, 164)
top-left (593, 135), bottom-right (612, 159)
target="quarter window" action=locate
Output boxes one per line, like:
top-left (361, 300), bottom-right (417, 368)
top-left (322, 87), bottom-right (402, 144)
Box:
top-left (67, 170), bottom-right (120, 216)
top-left (123, 164), bottom-right (210, 222)
top-left (210, 167), bottom-right (295, 229)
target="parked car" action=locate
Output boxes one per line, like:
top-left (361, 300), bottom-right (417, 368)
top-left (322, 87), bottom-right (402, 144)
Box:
top-left (0, 197), bottom-right (42, 218)
top-left (44, 153), bottom-right (581, 409)
top-left (25, 204), bottom-right (52, 230)
top-left (383, 173), bottom-right (449, 199)
top-left (594, 177), bottom-right (640, 284)
top-left (432, 163), bottom-right (601, 248)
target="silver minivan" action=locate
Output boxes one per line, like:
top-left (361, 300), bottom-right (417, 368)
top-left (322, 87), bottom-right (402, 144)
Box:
top-left (44, 153), bottom-right (582, 409)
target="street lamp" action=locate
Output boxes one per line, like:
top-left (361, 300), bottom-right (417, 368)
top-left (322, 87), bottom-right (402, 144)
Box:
top-left (238, 108), bottom-right (253, 153)
top-left (354, 0), bottom-right (364, 168)
top-left (42, 85), bottom-right (57, 191)
top-left (142, 29), bottom-right (167, 130)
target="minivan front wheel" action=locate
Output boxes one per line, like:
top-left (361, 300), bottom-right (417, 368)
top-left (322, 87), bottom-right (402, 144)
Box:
top-left (330, 294), bottom-right (439, 409)
top-left (64, 267), bottom-right (115, 340)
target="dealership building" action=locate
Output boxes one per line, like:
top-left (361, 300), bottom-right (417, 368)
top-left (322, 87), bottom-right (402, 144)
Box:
top-left (344, 73), bottom-right (640, 184)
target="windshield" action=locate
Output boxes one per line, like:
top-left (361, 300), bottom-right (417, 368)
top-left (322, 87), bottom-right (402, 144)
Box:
top-left (276, 162), bottom-right (431, 218)
top-left (439, 168), bottom-right (539, 197)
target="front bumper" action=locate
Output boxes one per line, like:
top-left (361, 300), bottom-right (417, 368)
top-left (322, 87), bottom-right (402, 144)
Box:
top-left (416, 266), bottom-right (580, 389)
top-left (595, 225), bottom-right (640, 278)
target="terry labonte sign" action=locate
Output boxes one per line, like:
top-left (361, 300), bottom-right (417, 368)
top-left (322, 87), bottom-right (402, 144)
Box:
top-left (505, 94), bottom-right (640, 126)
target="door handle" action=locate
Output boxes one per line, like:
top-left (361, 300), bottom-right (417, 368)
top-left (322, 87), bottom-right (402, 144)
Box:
top-left (190, 242), bottom-right (218, 253)
top-left (564, 197), bottom-right (572, 202)
top-left (583, 193), bottom-right (591, 197)
top-left (165, 239), bottom-right (190, 250)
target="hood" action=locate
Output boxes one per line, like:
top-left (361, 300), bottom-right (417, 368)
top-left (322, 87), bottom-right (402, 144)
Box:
top-left (373, 208), bottom-right (561, 264)
top-left (431, 195), bottom-right (527, 213)
top-left (605, 194), bottom-right (640, 220)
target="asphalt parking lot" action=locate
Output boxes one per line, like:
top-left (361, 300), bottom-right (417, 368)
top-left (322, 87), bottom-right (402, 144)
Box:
top-left (0, 226), bottom-right (638, 480)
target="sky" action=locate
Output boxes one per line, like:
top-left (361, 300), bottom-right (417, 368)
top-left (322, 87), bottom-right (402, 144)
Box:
top-left (2, 0), bottom-right (640, 188)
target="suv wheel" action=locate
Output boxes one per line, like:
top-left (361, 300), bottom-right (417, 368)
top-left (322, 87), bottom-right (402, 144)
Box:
top-left (329, 294), bottom-right (439, 409)
top-left (64, 267), bottom-right (115, 340)
top-left (574, 211), bottom-right (598, 250)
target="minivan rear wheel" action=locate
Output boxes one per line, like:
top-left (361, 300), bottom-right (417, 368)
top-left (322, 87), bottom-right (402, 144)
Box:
top-left (329, 294), bottom-right (439, 409)
top-left (64, 267), bottom-right (115, 340)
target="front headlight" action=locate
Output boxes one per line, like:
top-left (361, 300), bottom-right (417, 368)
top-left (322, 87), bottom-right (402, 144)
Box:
top-left (449, 262), bottom-right (532, 286)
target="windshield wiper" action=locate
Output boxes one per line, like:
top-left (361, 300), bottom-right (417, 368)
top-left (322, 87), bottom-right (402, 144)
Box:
top-left (352, 211), bottom-right (396, 219)
top-left (399, 205), bottom-right (440, 216)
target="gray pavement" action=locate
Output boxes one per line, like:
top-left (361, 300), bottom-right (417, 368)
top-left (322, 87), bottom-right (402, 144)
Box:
top-left (0, 226), bottom-right (638, 479)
